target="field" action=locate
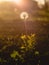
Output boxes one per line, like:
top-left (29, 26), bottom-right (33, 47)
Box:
top-left (0, 34), bottom-right (49, 65)
top-left (0, 1), bottom-right (49, 65)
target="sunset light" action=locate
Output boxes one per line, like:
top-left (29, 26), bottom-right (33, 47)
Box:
top-left (0, 0), bottom-right (49, 65)
top-left (0, 0), bottom-right (27, 8)
top-left (0, 0), bottom-right (46, 8)
top-left (35, 0), bottom-right (45, 5)
top-left (0, 0), bottom-right (45, 5)
top-left (0, 0), bottom-right (23, 4)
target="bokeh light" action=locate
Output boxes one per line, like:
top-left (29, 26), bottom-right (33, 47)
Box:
top-left (35, 0), bottom-right (45, 8)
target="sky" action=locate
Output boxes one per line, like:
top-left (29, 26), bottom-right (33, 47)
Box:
top-left (0, 0), bottom-right (46, 8)
top-left (0, 0), bottom-right (46, 5)
top-left (0, 0), bottom-right (45, 4)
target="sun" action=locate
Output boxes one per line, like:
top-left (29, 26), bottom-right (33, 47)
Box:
top-left (13, 0), bottom-right (24, 8)
top-left (13, 0), bottom-right (22, 4)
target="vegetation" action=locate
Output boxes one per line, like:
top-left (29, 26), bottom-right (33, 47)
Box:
top-left (0, 0), bottom-right (49, 65)
top-left (0, 34), bottom-right (49, 65)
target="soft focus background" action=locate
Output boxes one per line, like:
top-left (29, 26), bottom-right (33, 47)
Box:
top-left (0, 0), bottom-right (49, 65)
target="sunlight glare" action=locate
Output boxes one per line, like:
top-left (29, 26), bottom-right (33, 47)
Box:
top-left (35, 0), bottom-right (45, 5)
top-left (35, 0), bottom-right (45, 8)
top-left (0, 0), bottom-right (22, 4)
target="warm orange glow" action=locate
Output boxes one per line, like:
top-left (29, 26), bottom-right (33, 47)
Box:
top-left (0, 0), bottom-right (23, 5)
top-left (0, 0), bottom-right (25, 8)
top-left (13, 0), bottom-right (22, 4)
top-left (35, 0), bottom-right (45, 5)
top-left (0, 0), bottom-right (45, 5)
top-left (35, 0), bottom-right (45, 8)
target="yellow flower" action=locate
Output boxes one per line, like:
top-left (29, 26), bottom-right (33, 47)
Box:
top-left (21, 35), bottom-right (26, 39)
